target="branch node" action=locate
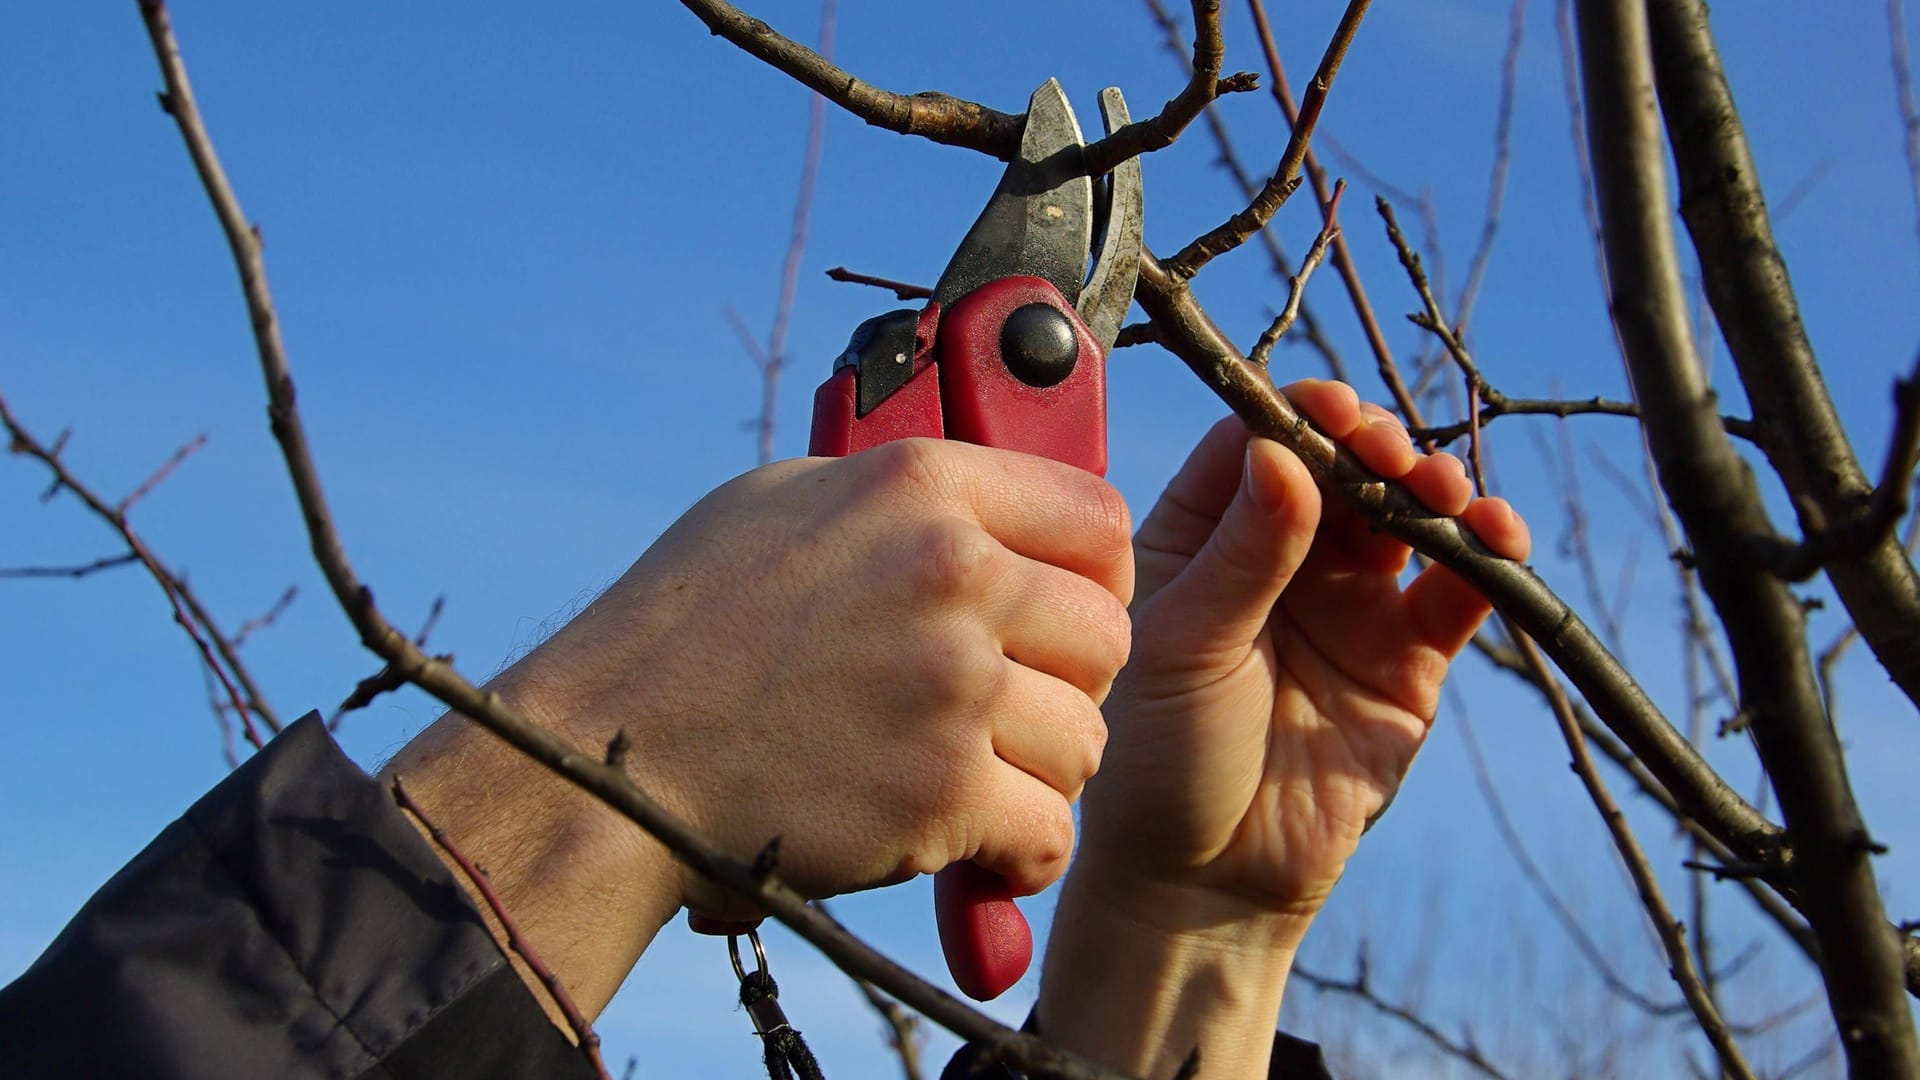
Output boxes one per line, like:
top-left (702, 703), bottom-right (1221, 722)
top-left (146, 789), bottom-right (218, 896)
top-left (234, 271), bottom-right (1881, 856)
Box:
top-left (752, 836), bottom-right (783, 879)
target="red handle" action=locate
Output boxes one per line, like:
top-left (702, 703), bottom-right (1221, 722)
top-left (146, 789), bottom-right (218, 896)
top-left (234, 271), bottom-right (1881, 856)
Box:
top-left (801, 278), bottom-right (1105, 1001)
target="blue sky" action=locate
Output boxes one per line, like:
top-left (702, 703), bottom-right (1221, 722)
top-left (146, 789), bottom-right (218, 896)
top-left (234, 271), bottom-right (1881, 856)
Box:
top-left (4, 2), bottom-right (1917, 1075)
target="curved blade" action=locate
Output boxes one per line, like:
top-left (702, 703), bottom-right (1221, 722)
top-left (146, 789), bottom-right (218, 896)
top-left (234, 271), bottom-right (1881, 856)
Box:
top-left (1076, 87), bottom-right (1144, 352)
top-left (932, 79), bottom-right (1093, 308)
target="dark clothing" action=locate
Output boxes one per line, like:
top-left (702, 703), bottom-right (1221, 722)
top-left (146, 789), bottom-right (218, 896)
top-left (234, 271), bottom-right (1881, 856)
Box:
top-left (0, 714), bottom-right (1327, 1079)
top-left (0, 715), bottom-right (592, 1079)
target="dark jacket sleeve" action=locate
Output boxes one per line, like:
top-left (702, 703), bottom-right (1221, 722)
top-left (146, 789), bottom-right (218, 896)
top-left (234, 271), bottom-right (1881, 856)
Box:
top-left (939, 1011), bottom-right (1333, 1079)
top-left (0, 713), bottom-right (595, 1080)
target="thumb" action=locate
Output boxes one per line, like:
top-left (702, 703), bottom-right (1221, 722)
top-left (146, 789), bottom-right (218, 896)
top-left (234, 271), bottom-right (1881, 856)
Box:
top-left (1138, 437), bottom-right (1320, 661)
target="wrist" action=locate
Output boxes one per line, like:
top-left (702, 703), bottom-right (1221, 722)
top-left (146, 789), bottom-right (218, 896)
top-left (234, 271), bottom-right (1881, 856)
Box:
top-left (1034, 863), bottom-right (1305, 1080)
top-left (381, 667), bottom-right (686, 1019)
top-left (1063, 843), bottom-right (1318, 957)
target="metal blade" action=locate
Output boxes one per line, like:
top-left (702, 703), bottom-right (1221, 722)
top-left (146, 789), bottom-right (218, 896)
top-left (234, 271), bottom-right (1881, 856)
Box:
top-left (1075, 87), bottom-right (1144, 353)
top-left (931, 79), bottom-right (1093, 308)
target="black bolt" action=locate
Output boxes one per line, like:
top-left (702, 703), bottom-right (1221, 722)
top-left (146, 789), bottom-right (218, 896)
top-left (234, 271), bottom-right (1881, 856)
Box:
top-left (1000, 303), bottom-right (1079, 388)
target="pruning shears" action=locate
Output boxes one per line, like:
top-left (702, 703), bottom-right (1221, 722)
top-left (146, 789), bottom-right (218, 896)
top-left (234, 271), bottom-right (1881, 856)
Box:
top-left (694, 79), bottom-right (1143, 1004)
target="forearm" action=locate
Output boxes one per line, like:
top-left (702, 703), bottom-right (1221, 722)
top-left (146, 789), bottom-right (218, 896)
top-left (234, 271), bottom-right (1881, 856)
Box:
top-left (1035, 866), bottom-right (1307, 1080)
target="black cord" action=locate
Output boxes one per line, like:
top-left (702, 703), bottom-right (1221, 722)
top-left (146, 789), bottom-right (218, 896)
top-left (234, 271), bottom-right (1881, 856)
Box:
top-left (740, 968), bottom-right (824, 1080)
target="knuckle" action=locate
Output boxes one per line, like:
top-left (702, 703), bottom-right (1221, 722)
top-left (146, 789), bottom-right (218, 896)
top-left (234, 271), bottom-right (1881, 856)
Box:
top-left (1025, 801), bottom-right (1076, 888)
top-left (865, 438), bottom-right (954, 506)
top-left (1080, 479), bottom-right (1135, 565)
top-left (907, 624), bottom-right (1006, 713)
top-left (907, 516), bottom-right (1004, 601)
top-left (1093, 588), bottom-right (1134, 677)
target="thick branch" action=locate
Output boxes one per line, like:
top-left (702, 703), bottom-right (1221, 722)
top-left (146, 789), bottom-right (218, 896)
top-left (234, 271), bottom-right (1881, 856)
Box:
top-left (1645, 0), bottom-right (1920, 710)
top-left (1577, 1), bottom-right (1920, 1071)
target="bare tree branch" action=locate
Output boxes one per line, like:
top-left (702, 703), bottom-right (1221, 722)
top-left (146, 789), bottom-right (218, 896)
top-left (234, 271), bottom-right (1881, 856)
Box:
top-left (1454, 0), bottom-right (1530, 338)
top-left (1242, 0), bottom-right (1418, 426)
top-left (0, 552), bottom-right (140, 579)
top-left (1410, 396), bottom-right (1759, 451)
top-left (1078, 0), bottom-right (1260, 179)
top-left (1, 393), bottom-right (278, 756)
top-left (1579, 0), bottom-right (1920, 1068)
top-left (675, 0), bottom-right (1020, 157)
top-left (1143, 0), bottom-right (1350, 382)
top-left (1646, 0), bottom-right (1920, 714)
top-left (824, 266), bottom-right (932, 301)
top-left (1892, 0), bottom-right (1920, 257)
top-left (1248, 180), bottom-right (1345, 366)
top-left (1293, 949), bottom-right (1514, 1080)
top-left (1163, 0), bottom-right (1373, 280)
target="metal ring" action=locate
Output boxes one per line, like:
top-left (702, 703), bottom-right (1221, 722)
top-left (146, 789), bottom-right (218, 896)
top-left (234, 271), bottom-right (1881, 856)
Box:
top-left (727, 929), bottom-right (769, 984)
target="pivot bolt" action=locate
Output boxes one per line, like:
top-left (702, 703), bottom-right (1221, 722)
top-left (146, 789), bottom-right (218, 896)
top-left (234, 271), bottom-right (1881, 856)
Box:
top-left (1000, 303), bottom-right (1078, 388)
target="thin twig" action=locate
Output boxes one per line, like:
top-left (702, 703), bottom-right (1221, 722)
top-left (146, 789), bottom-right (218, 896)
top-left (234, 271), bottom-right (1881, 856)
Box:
top-left (1292, 950), bottom-right (1513, 1080)
top-left (329, 597), bottom-right (450, 730)
top-left (1410, 395), bottom-right (1760, 448)
top-left (1770, 352), bottom-right (1920, 581)
top-left (1143, 0), bottom-right (1350, 381)
top-left (1456, 701), bottom-right (1693, 1020)
top-left (824, 266), bottom-right (932, 300)
top-left (1533, 423), bottom-right (1625, 653)
top-left (749, 0), bottom-right (836, 467)
top-left (1509, 626), bottom-right (1757, 1080)
top-left (1249, 180), bottom-right (1345, 366)
top-left (1163, 0), bottom-right (1373, 280)
top-left (725, 305), bottom-right (768, 369)
top-left (393, 779), bottom-right (611, 1080)
top-left (1, 392), bottom-right (274, 754)
top-left (1078, 0), bottom-right (1260, 179)
top-left (118, 433), bottom-right (207, 514)
top-left (230, 585), bottom-right (298, 648)
top-left (1453, 0), bottom-right (1530, 338)
top-left (1892, 0), bottom-right (1920, 257)
top-left (1243, 0), bottom-right (1411, 421)
top-left (0, 552), bottom-right (140, 579)
top-left (1818, 496), bottom-right (1920, 717)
